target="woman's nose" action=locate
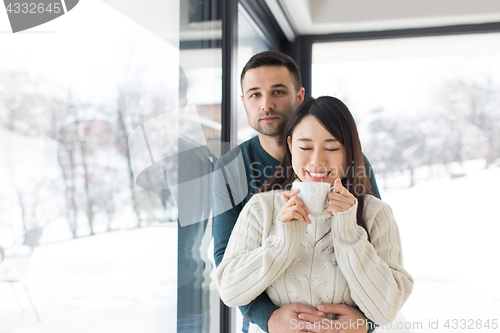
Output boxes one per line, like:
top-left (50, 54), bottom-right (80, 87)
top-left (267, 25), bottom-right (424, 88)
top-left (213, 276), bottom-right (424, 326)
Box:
top-left (309, 149), bottom-right (327, 166)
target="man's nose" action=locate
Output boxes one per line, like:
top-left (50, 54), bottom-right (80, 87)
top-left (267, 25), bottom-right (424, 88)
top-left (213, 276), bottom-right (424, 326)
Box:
top-left (261, 94), bottom-right (275, 111)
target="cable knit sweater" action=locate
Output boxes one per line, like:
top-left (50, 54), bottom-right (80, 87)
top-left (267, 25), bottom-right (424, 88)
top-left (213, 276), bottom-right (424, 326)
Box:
top-left (216, 189), bottom-right (413, 328)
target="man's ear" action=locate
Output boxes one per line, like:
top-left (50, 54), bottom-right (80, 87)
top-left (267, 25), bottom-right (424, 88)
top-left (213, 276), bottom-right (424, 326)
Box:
top-left (296, 87), bottom-right (305, 105)
top-left (240, 95), bottom-right (244, 102)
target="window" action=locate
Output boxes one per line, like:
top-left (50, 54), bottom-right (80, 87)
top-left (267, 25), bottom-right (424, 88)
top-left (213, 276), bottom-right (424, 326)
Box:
top-left (312, 33), bottom-right (500, 323)
top-left (0, 0), bottom-right (223, 331)
top-left (236, 4), bottom-right (270, 143)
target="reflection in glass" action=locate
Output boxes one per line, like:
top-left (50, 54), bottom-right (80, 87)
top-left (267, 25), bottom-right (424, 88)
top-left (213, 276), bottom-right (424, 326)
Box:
top-left (176, 1), bottom-right (224, 332)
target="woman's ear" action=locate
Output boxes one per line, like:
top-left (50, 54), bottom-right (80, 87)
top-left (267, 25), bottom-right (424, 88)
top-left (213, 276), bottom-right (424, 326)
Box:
top-left (287, 136), bottom-right (292, 152)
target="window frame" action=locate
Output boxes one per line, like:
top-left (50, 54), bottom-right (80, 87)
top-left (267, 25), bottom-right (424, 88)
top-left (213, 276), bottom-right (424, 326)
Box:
top-left (292, 21), bottom-right (500, 97)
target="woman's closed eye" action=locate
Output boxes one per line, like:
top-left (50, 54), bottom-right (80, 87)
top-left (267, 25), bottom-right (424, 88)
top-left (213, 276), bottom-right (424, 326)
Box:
top-left (299, 147), bottom-right (340, 151)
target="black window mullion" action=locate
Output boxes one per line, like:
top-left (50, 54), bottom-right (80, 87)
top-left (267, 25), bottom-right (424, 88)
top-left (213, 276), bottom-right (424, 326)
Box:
top-left (221, 0), bottom-right (239, 148)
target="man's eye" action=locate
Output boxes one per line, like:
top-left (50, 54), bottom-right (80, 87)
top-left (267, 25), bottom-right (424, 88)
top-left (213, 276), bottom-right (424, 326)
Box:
top-left (274, 90), bottom-right (284, 95)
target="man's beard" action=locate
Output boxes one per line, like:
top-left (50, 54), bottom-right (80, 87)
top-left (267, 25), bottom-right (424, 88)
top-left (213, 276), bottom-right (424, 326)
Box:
top-left (253, 115), bottom-right (288, 137)
top-left (250, 103), bottom-right (297, 137)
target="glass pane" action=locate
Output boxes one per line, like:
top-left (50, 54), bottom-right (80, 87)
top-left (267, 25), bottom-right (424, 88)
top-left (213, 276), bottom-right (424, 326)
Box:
top-left (218, 5), bottom-right (272, 333)
top-left (178, 0), bottom-right (222, 332)
top-left (236, 5), bottom-right (270, 143)
top-left (0, 0), bottom-right (222, 332)
top-left (312, 34), bottom-right (500, 327)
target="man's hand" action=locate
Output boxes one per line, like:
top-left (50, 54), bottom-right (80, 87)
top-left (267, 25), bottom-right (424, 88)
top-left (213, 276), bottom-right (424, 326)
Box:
top-left (296, 304), bottom-right (370, 333)
top-left (268, 303), bottom-right (324, 333)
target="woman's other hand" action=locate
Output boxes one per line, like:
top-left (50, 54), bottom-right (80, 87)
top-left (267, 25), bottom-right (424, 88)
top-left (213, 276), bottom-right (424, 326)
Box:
top-left (327, 178), bottom-right (356, 215)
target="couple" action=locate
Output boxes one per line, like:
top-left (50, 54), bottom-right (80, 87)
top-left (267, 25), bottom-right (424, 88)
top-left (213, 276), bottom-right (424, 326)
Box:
top-left (213, 51), bottom-right (413, 333)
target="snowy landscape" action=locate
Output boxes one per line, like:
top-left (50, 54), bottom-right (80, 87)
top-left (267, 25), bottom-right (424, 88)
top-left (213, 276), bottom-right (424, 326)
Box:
top-left (378, 160), bottom-right (500, 332)
top-left (0, 226), bottom-right (178, 333)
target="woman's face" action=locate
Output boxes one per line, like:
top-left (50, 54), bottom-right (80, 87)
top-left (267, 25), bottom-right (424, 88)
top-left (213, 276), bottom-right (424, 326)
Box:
top-left (287, 115), bottom-right (347, 186)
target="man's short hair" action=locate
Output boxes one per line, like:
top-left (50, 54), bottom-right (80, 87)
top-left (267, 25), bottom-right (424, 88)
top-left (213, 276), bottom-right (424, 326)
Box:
top-left (241, 50), bottom-right (302, 92)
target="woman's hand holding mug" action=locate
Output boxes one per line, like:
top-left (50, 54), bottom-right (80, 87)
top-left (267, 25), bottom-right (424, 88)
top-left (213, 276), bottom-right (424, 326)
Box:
top-left (327, 178), bottom-right (356, 215)
top-left (278, 189), bottom-right (312, 224)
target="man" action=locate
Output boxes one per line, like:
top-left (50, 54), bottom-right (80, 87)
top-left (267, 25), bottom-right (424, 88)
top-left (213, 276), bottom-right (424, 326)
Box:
top-left (213, 51), bottom-right (380, 333)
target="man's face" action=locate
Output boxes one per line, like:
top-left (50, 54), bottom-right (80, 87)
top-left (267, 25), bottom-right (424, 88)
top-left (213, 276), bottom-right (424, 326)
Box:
top-left (241, 66), bottom-right (305, 137)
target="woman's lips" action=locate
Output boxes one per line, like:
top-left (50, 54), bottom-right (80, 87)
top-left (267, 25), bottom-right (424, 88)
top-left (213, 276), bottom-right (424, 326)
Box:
top-left (306, 171), bottom-right (330, 181)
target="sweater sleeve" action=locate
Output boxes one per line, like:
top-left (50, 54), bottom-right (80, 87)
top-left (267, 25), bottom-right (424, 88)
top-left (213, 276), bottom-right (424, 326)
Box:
top-left (214, 202), bottom-right (280, 333)
top-left (331, 199), bottom-right (414, 325)
top-left (216, 193), bottom-right (308, 307)
top-left (213, 158), bottom-right (282, 332)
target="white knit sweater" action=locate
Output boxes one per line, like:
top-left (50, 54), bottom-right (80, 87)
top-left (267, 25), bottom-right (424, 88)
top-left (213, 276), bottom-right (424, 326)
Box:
top-left (216, 190), bottom-right (414, 326)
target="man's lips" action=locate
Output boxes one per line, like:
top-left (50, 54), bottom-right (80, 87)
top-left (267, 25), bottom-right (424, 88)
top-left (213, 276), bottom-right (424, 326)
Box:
top-left (261, 116), bottom-right (278, 122)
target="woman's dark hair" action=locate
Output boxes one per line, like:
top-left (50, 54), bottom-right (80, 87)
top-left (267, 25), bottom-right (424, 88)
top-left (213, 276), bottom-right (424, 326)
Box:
top-left (241, 50), bottom-right (302, 92)
top-left (260, 96), bottom-right (373, 241)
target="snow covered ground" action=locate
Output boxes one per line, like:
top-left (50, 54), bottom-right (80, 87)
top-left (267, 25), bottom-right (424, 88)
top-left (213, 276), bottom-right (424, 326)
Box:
top-left (0, 226), bottom-right (178, 333)
top-left (378, 161), bottom-right (500, 332)
top-left (1, 161), bottom-right (499, 333)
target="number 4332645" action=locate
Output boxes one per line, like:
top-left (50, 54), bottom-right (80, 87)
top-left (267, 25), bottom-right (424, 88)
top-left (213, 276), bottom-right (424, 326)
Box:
top-left (6, 3), bottom-right (62, 14)
top-left (444, 319), bottom-right (498, 330)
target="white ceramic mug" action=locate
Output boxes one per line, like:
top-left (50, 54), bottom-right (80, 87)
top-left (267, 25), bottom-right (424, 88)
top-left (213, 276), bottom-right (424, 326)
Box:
top-left (291, 182), bottom-right (331, 213)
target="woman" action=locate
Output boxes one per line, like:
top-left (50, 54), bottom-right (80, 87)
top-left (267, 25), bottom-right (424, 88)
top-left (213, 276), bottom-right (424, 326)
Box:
top-left (216, 96), bottom-right (413, 330)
